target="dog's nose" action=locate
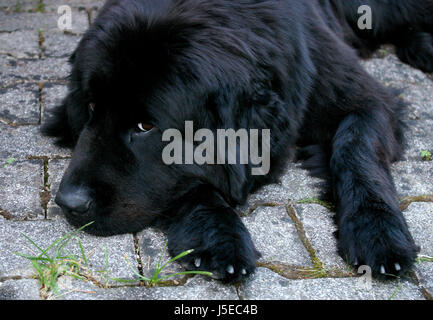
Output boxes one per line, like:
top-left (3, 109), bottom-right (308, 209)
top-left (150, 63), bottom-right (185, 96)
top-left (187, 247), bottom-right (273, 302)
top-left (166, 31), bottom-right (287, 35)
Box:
top-left (55, 187), bottom-right (92, 214)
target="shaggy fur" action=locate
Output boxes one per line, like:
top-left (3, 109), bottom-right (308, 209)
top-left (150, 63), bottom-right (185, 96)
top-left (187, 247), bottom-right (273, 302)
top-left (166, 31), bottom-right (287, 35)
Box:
top-left (42, 0), bottom-right (433, 283)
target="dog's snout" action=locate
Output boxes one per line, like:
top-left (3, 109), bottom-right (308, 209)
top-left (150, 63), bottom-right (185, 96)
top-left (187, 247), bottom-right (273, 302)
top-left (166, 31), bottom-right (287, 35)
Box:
top-left (55, 187), bottom-right (92, 215)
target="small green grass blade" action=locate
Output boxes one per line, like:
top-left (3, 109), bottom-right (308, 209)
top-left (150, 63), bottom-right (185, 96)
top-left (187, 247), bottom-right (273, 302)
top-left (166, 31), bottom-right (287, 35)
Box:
top-left (13, 252), bottom-right (51, 262)
top-left (78, 239), bottom-right (89, 269)
top-left (19, 233), bottom-right (52, 261)
top-left (159, 249), bottom-right (194, 272)
top-left (157, 270), bottom-right (213, 282)
top-left (122, 255), bottom-right (151, 282)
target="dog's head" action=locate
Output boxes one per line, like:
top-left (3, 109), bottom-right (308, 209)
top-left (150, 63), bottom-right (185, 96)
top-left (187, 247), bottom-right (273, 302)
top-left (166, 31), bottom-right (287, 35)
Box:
top-left (42, 0), bottom-right (306, 235)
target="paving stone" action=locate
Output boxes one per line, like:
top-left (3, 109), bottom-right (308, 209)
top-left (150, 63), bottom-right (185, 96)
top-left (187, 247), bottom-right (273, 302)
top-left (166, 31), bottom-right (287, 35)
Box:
top-left (0, 217), bottom-right (137, 283)
top-left (240, 163), bottom-right (321, 212)
top-left (403, 202), bottom-right (433, 256)
top-left (0, 30), bottom-right (39, 58)
top-left (0, 83), bottom-right (40, 125)
top-left (54, 275), bottom-right (238, 300)
top-left (294, 204), bottom-right (346, 270)
top-left (0, 10), bottom-right (89, 34)
top-left (362, 55), bottom-right (432, 88)
top-left (399, 82), bottom-right (433, 122)
top-left (0, 55), bottom-right (70, 87)
top-left (0, 123), bottom-right (71, 161)
top-left (45, 0), bottom-right (106, 15)
top-left (392, 161), bottom-right (433, 197)
top-left (40, 82), bottom-right (68, 123)
top-left (0, 0), bottom-right (41, 12)
top-left (0, 160), bottom-right (44, 219)
top-left (46, 158), bottom-right (70, 219)
top-left (137, 227), bottom-right (184, 279)
top-left (0, 279), bottom-right (41, 300)
top-left (42, 29), bottom-right (81, 58)
top-left (242, 206), bottom-right (312, 266)
top-left (239, 267), bottom-right (424, 300)
top-left (403, 119), bottom-right (433, 162)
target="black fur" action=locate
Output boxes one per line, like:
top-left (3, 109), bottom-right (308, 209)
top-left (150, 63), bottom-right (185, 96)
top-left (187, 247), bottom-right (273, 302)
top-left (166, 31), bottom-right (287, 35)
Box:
top-left (42, 0), bottom-right (432, 282)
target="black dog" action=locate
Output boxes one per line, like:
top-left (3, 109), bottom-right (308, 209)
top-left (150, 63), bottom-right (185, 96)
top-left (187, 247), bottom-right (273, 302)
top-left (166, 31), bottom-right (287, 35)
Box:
top-left (42, 0), bottom-right (433, 283)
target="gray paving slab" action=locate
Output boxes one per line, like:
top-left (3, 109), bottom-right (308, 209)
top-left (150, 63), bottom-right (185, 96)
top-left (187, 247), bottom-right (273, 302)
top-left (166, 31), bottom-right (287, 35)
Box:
top-left (392, 161), bottom-right (433, 196)
top-left (42, 29), bottom-right (81, 58)
top-left (40, 82), bottom-right (68, 122)
top-left (0, 30), bottom-right (39, 58)
top-left (0, 279), bottom-right (41, 300)
top-left (239, 267), bottom-right (425, 300)
top-left (241, 163), bottom-right (322, 212)
top-left (0, 9), bottom-right (89, 34)
top-left (0, 159), bottom-right (44, 220)
top-left (0, 83), bottom-right (40, 125)
top-left (0, 55), bottom-right (70, 87)
top-left (43, 0), bottom-right (106, 10)
top-left (403, 119), bottom-right (433, 162)
top-left (362, 54), bottom-right (432, 88)
top-left (404, 202), bottom-right (433, 256)
top-left (403, 202), bottom-right (433, 298)
top-left (243, 206), bottom-right (312, 266)
top-left (0, 0), bottom-right (41, 12)
top-left (0, 123), bottom-right (71, 161)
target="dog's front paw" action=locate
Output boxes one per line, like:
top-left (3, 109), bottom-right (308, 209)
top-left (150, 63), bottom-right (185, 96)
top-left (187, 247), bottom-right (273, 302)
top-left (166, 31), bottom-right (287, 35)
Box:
top-left (337, 203), bottom-right (419, 279)
top-left (180, 226), bottom-right (260, 283)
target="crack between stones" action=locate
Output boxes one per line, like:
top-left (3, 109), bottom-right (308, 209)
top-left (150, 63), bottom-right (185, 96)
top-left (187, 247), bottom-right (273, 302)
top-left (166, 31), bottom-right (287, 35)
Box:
top-left (38, 157), bottom-right (50, 219)
top-left (0, 208), bottom-right (14, 220)
top-left (399, 194), bottom-right (433, 211)
top-left (238, 201), bottom-right (284, 217)
top-left (234, 283), bottom-right (244, 300)
top-left (27, 155), bottom-right (71, 161)
top-left (0, 52), bottom-right (25, 59)
top-left (38, 29), bottom-right (45, 59)
top-left (37, 82), bottom-right (43, 125)
top-left (257, 261), bottom-right (354, 280)
top-left (133, 233), bottom-right (145, 286)
top-left (0, 275), bottom-right (25, 283)
top-left (0, 116), bottom-right (38, 127)
top-left (285, 203), bottom-right (325, 271)
top-left (295, 197), bottom-right (335, 211)
top-left (408, 269), bottom-right (433, 300)
top-left (0, 79), bottom-right (68, 91)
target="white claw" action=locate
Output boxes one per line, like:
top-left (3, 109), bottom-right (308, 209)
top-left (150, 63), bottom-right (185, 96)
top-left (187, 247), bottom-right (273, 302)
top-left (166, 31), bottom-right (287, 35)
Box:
top-left (241, 269), bottom-right (247, 275)
top-left (226, 265), bottom-right (234, 274)
top-left (395, 263), bottom-right (401, 271)
top-left (194, 258), bottom-right (201, 268)
top-left (380, 265), bottom-right (386, 274)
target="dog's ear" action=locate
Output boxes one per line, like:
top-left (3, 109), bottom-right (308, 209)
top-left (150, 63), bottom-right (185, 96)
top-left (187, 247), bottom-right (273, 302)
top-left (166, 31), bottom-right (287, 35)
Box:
top-left (41, 98), bottom-right (74, 148)
top-left (41, 91), bottom-right (88, 148)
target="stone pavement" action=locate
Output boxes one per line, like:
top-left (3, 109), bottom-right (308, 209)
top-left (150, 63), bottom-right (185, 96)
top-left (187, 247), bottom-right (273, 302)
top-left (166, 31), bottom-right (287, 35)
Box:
top-left (0, 1), bottom-right (432, 300)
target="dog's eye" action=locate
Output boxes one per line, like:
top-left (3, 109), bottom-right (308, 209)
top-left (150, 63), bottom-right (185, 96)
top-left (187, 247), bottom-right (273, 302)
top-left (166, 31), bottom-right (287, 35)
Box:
top-left (136, 123), bottom-right (154, 133)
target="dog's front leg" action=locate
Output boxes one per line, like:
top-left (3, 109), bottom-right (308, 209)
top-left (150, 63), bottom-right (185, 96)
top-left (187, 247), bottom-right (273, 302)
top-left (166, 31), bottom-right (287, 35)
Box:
top-left (155, 186), bottom-right (260, 283)
top-left (330, 110), bottom-right (419, 278)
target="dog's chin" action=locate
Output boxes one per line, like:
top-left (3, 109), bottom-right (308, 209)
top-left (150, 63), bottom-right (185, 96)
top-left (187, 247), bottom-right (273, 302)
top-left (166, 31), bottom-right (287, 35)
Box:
top-left (61, 209), bottom-right (136, 237)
